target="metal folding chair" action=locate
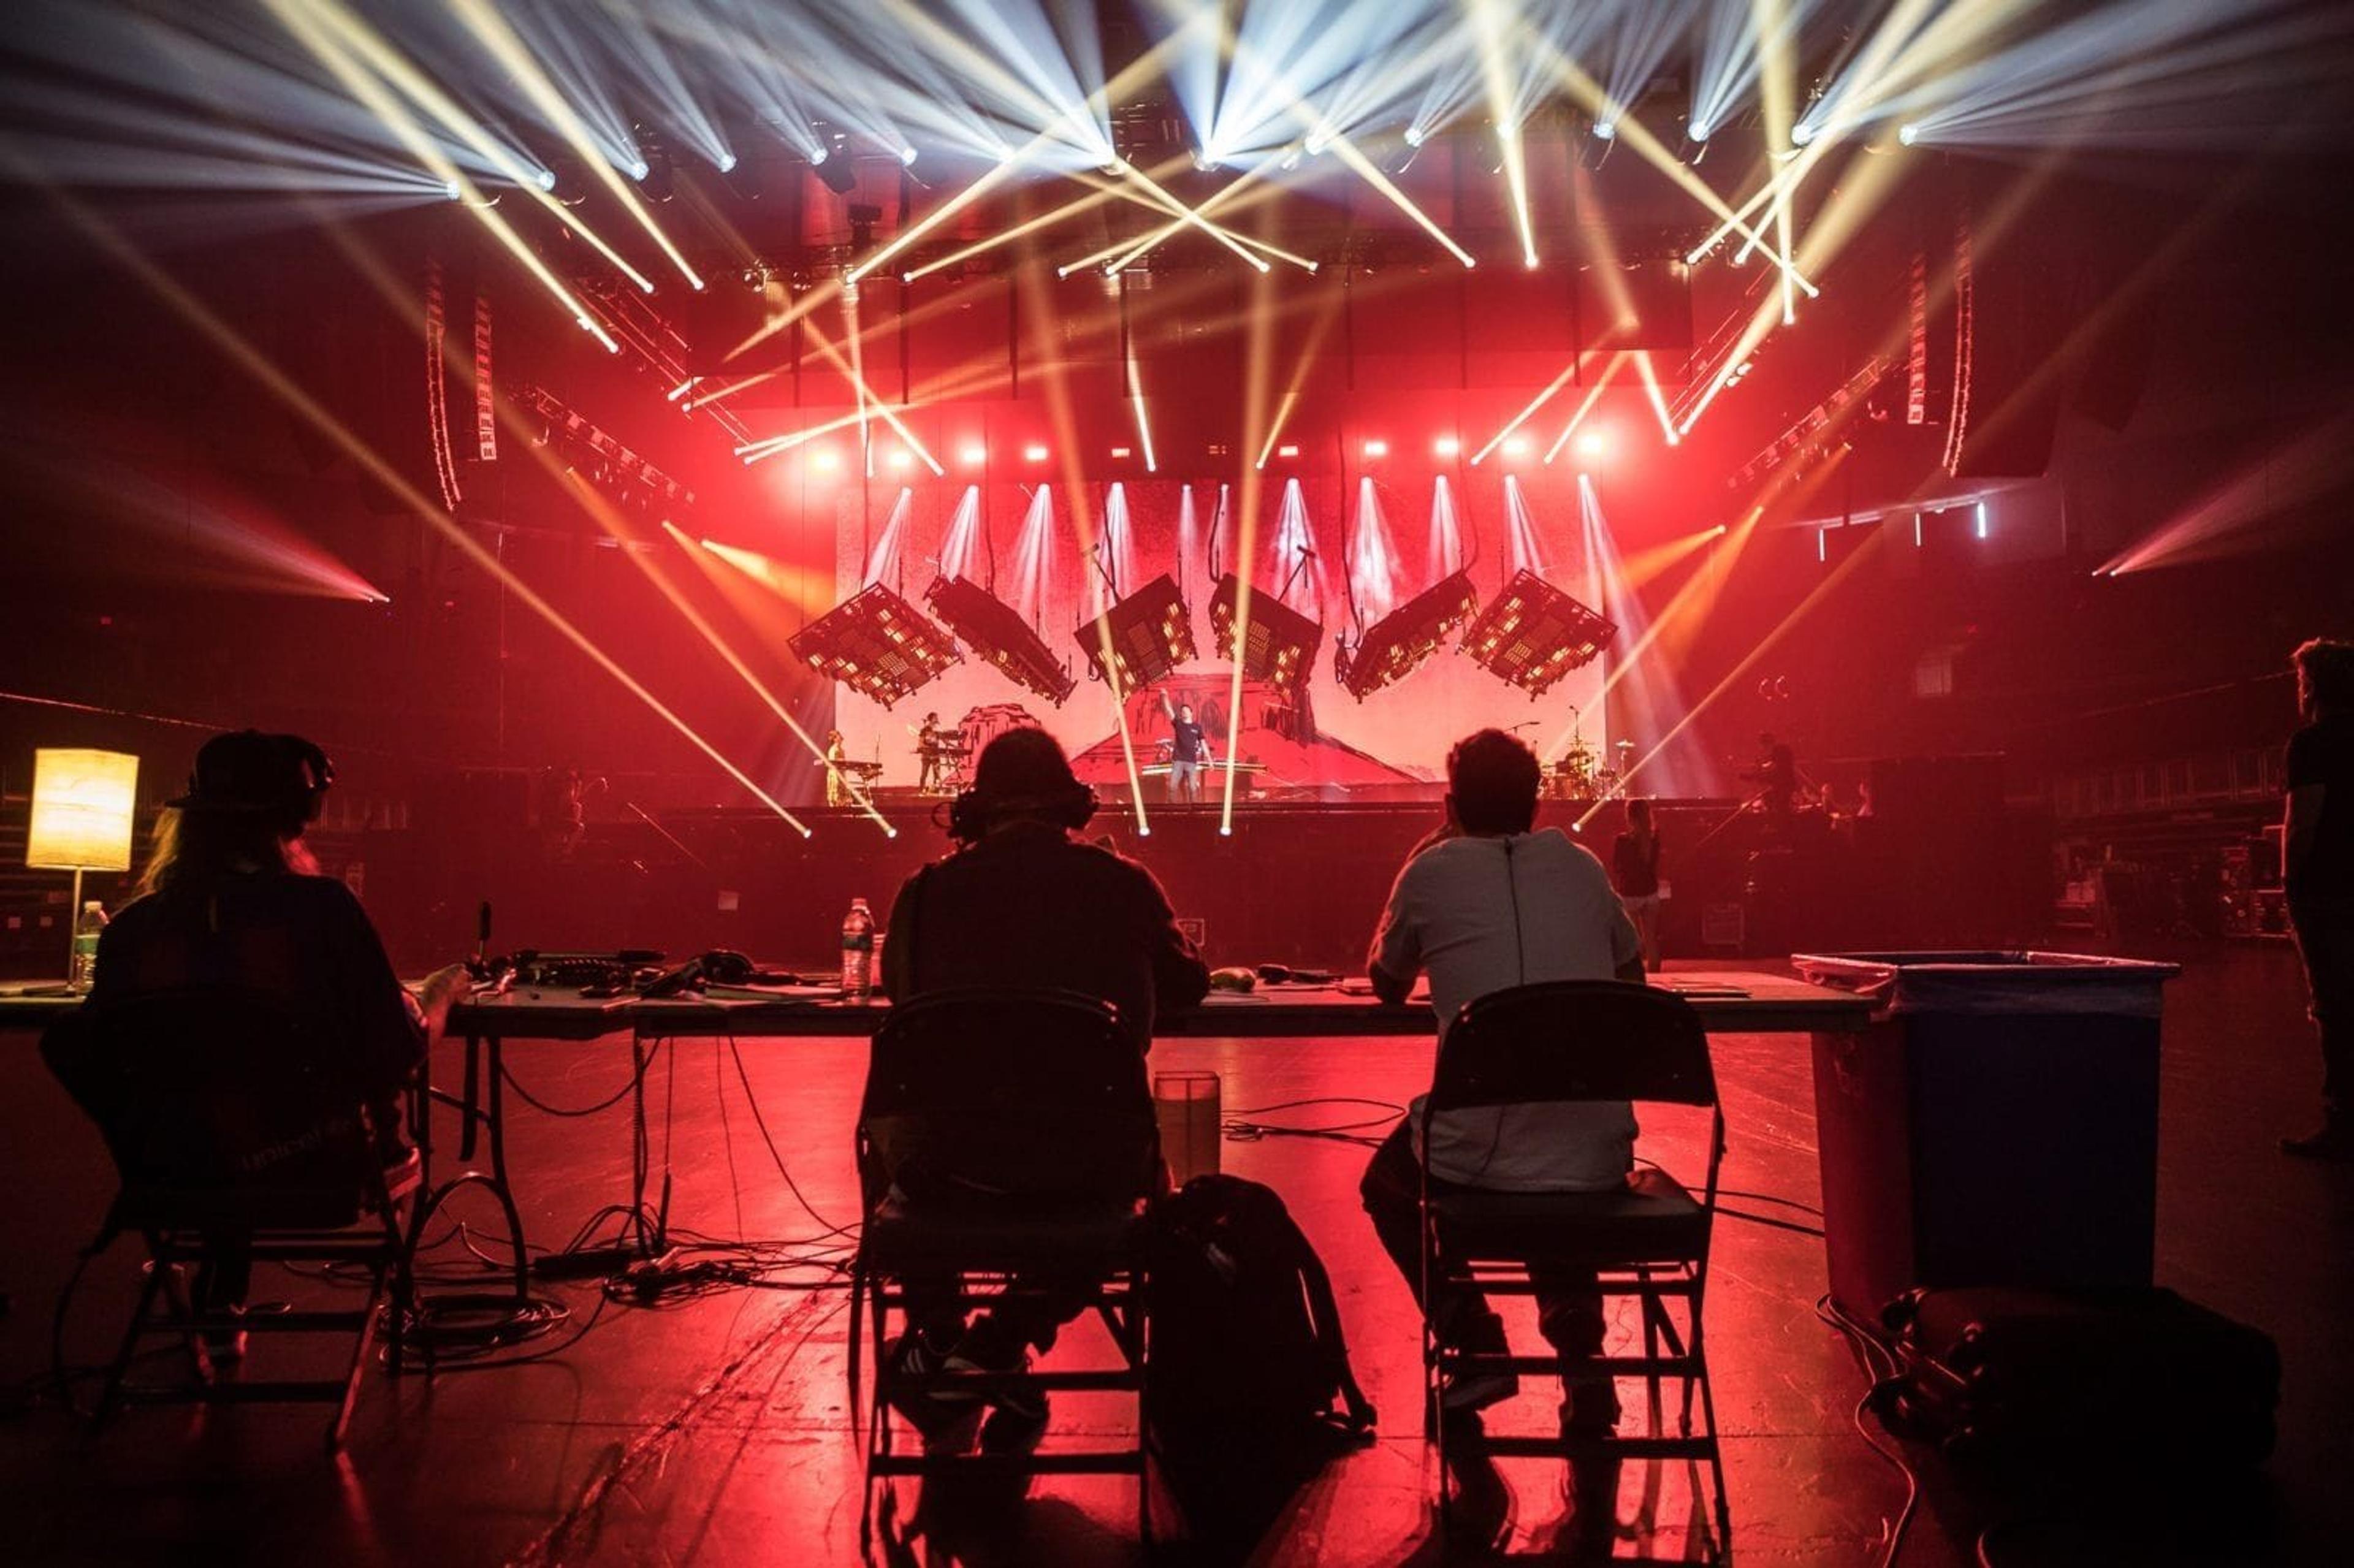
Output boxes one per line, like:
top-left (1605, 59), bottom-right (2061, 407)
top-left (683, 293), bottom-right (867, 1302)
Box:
top-left (42, 988), bottom-right (421, 1453)
top-left (847, 987), bottom-right (1157, 1555)
top-left (1418, 980), bottom-right (1732, 1562)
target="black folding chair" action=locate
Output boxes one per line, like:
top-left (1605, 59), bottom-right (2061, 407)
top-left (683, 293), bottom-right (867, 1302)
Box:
top-left (848, 987), bottom-right (1157, 1553)
top-left (42, 988), bottom-right (421, 1453)
top-left (1418, 980), bottom-right (1731, 1561)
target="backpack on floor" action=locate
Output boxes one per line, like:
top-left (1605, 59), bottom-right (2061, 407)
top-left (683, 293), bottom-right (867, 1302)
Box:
top-left (1143, 1174), bottom-right (1376, 1449)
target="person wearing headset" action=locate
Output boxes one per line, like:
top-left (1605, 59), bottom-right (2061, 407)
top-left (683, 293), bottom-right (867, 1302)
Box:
top-left (88, 730), bottom-right (468, 1355)
top-left (1360, 728), bottom-right (1646, 1442)
top-left (877, 725), bottom-right (1207, 1454)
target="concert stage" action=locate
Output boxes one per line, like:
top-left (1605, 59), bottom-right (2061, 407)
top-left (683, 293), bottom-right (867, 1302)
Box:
top-left (373, 791), bottom-right (2042, 979)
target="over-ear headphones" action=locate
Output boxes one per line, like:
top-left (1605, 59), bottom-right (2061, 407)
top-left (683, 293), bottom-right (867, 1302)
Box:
top-left (273, 735), bottom-right (334, 831)
top-left (172, 729), bottom-right (334, 834)
top-left (944, 780), bottom-right (1098, 845)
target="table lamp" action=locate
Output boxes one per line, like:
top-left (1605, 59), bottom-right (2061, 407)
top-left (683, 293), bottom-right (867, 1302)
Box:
top-left (26, 748), bottom-right (140, 975)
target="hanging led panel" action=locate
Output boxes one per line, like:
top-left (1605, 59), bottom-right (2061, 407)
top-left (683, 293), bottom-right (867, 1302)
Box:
top-left (1457, 569), bottom-right (1615, 699)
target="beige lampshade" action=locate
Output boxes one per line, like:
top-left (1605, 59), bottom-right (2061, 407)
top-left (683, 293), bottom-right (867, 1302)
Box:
top-left (26, 748), bottom-right (140, 872)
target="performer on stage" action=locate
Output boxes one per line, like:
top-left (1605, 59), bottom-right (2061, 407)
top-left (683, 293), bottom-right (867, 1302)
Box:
top-left (1612, 797), bottom-right (1666, 972)
top-left (823, 728), bottom-right (850, 807)
top-left (911, 711), bottom-right (945, 793)
top-left (1160, 696), bottom-right (1214, 804)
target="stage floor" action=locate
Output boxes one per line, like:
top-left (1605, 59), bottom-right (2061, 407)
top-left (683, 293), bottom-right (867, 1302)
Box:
top-left (1, 946), bottom-right (2347, 1566)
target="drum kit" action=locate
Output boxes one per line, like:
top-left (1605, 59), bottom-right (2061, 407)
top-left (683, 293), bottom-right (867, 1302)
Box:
top-left (1544, 737), bottom-right (1635, 801)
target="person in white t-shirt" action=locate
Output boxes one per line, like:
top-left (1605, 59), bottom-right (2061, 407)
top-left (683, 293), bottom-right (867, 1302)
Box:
top-left (1360, 728), bottom-right (1647, 1432)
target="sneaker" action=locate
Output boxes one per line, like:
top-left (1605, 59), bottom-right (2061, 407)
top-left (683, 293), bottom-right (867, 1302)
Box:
top-left (884, 1332), bottom-right (984, 1455)
top-left (978, 1392), bottom-right (1050, 1456)
top-left (2280, 1124), bottom-right (2354, 1160)
top-left (947, 1317), bottom-right (1052, 1452)
top-left (1441, 1313), bottom-right (1518, 1414)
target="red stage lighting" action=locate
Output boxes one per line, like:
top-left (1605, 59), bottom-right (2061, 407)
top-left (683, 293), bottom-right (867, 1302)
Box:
top-left (1211, 574), bottom-right (1322, 706)
top-left (1276, 443), bottom-right (1300, 459)
top-left (1023, 443), bottom-right (1049, 462)
top-left (958, 443), bottom-right (987, 466)
top-left (1434, 435), bottom-right (1461, 457)
top-left (787, 584), bottom-right (961, 708)
top-left (1362, 438), bottom-right (1389, 459)
top-left (1074, 573), bottom-right (1196, 697)
top-left (1457, 569), bottom-right (1616, 698)
top-left (810, 447), bottom-right (841, 472)
top-left (1573, 425), bottom-right (1612, 462)
top-left (1336, 569), bottom-right (1479, 699)
top-left (926, 576), bottom-right (1076, 706)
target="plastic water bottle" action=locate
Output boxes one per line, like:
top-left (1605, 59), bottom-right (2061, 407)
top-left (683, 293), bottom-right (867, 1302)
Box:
top-left (69, 900), bottom-right (107, 993)
top-left (840, 897), bottom-right (875, 998)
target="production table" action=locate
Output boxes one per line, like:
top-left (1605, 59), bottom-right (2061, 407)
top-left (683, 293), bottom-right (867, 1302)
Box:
top-left (5, 972), bottom-right (1872, 1268)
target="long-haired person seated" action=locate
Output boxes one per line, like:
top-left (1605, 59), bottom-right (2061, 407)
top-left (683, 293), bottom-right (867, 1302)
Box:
top-left (89, 731), bottom-right (467, 1349)
top-left (878, 726), bottom-right (1208, 1452)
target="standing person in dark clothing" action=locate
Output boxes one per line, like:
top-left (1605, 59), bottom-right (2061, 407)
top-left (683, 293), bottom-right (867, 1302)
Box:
top-left (2282, 639), bottom-right (2354, 1159)
top-left (1743, 731), bottom-right (1799, 819)
top-left (88, 731), bottom-right (468, 1349)
top-left (1162, 697), bottom-right (1214, 804)
top-left (879, 727), bottom-right (1208, 1450)
top-left (1612, 797), bottom-right (1665, 972)
top-left (911, 712), bottom-right (946, 793)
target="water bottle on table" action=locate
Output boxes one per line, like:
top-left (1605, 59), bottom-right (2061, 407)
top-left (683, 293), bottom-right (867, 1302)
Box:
top-left (840, 897), bottom-right (875, 997)
top-left (69, 900), bottom-right (107, 994)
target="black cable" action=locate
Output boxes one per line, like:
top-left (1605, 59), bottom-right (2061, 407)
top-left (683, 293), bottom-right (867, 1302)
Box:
top-left (398, 1292), bottom-right (605, 1373)
top-left (41, 1245), bottom-right (101, 1418)
top-left (1816, 1292), bottom-right (1919, 1568)
top-left (725, 1036), bottom-right (858, 1241)
top-left (1715, 1187), bottom-right (1823, 1216)
top-left (1226, 1096), bottom-right (1407, 1117)
top-left (1713, 1207), bottom-right (1825, 1237)
top-left (500, 1042), bottom-right (658, 1117)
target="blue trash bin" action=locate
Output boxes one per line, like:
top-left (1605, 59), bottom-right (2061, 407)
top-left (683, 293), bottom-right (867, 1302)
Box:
top-left (1792, 951), bottom-right (2181, 1322)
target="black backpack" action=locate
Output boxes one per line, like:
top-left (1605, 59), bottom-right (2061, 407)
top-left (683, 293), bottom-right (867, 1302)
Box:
top-left (1143, 1174), bottom-right (1376, 1447)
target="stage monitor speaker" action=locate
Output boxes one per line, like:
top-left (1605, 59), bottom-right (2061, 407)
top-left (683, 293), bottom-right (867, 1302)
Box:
top-left (1210, 574), bottom-right (1322, 706)
top-left (1075, 573), bottom-right (1195, 698)
top-left (788, 584), bottom-right (960, 709)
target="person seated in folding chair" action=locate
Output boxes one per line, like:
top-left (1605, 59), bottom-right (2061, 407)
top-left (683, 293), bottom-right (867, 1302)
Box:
top-left (1360, 728), bottom-right (1647, 1437)
top-left (879, 726), bottom-right (1208, 1452)
top-left (90, 730), bottom-right (468, 1357)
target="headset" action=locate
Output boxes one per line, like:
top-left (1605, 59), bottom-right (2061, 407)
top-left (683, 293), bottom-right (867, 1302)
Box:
top-left (176, 731), bottom-right (334, 835)
top-left (943, 778), bottom-right (1099, 845)
top-left (273, 734), bottom-right (335, 832)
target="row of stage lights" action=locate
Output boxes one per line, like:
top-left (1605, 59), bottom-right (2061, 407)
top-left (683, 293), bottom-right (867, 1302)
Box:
top-left (785, 427), bottom-right (1612, 475)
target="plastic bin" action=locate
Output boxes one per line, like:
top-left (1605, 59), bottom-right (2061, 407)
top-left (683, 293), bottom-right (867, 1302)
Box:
top-left (1791, 951), bottom-right (2180, 1320)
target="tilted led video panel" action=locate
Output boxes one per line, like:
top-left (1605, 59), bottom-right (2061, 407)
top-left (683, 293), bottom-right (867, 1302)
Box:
top-left (1209, 574), bottom-right (1322, 706)
top-left (1073, 573), bottom-right (1196, 698)
top-left (1336, 569), bottom-right (1479, 699)
top-left (1457, 569), bottom-right (1616, 699)
top-left (925, 575), bottom-right (1076, 706)
top-left (787, 584), bottom-right (960, 709)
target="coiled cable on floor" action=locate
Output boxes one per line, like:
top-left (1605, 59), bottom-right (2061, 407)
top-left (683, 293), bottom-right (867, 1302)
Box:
top-left (1816, 1291), bottom-right (1922, 1568)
